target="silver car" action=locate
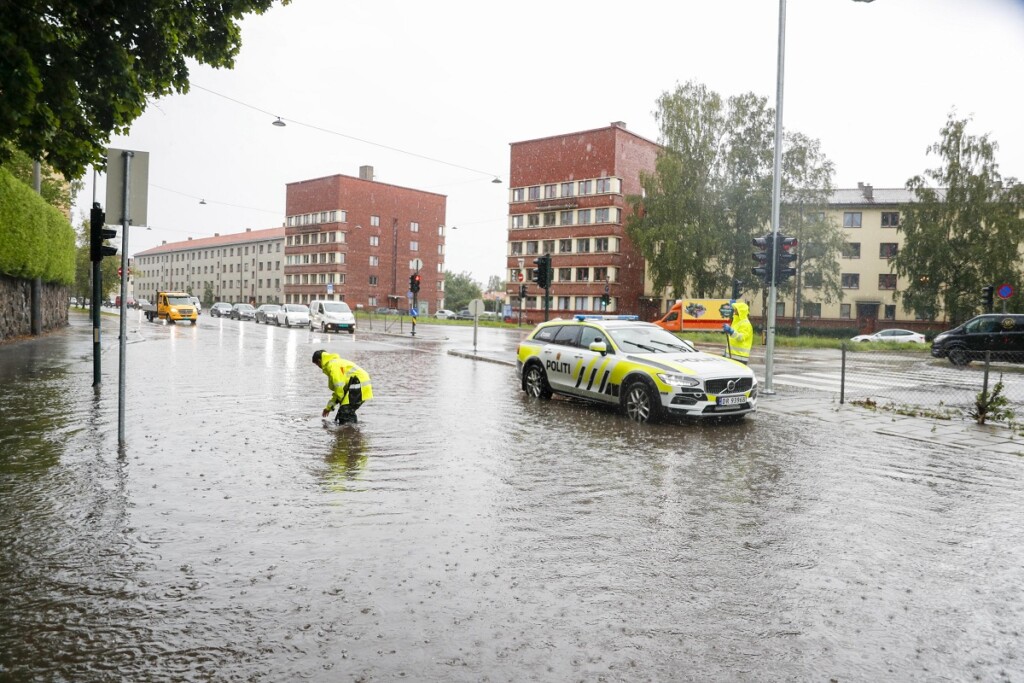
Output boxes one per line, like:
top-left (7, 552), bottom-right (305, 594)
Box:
top-left (273, 303), bottom-right (310, 328)
top-left (255, 304), bottom-right (281, 324)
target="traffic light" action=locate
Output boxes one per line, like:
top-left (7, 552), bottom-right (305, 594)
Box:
top-left (981, 285), bottom-right (994, 313)
top-left (751, 234), bottom-right (774, 284)
top-left (409, 272), bottom-right (421, 294)
top-left (89, 203), bottom-right (117, 262)
top-left (519, 284), bottom-right (527, 300)
top-left (534, 254), bottom-right (551, 289)
top-left (601, 292), bottom-right (611, 308)
top-left (775, 234), bottom-right (797, 285)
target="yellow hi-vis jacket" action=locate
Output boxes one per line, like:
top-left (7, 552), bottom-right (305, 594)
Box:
top-left (726, 301), bottom-right (754, 363)
top-left (319, 352), bottom-right (373, 412)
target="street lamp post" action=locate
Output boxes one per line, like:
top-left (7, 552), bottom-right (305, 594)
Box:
top-left (763, 0), bottom-right (787, 395)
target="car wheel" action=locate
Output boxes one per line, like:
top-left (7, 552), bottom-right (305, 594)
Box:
top-left (321, 322), bottom-right (328, 333)
top-left (948, 346), bottom-right (971, 366)
top-left (523, 363), bottom-right (552, 399)
top-left (622, 378), bottom-right (663, 424)
top-left (348, 327), bottom-right (355, 335)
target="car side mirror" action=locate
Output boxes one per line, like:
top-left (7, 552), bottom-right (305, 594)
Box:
top-left (589, 340), bottom-right (608, 355)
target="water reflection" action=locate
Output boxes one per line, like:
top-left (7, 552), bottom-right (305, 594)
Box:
top-left (322, 424), bottom-right (369, 491)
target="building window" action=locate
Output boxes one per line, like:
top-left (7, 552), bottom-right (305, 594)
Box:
top-left (557, 296), bottom-right (570, 310)
top-left (369, 255), bottom-right (379, 266)
top-left (803, 302), bottom-right (822, 317)
top-left (840, 304), bottom-right (852, 319)
top-left (370, 215), bottom-right (380, 227)
top-left (596, 178), bottom-right (612, 193)
top-left (528, 186), bottom-right (540, 200)
top-left (527, 214), bottom-right (540, 227)
top-left (526, 241), bottom-right (539, 255)
top-left (510, 242), bottom-right (523, 256)
top-left (558, 267), bottom-right (572, 282)
top-left (843, 212), bottom-right (862, 228)
top-left (842, 242), bottom-right (861, 259)
top-left (370, 235), bottom-right (379, 247)
top-left (560, 210), bottom-right (574, 226)
top-left (410, 241), bottom-right (419, 252)
top-left (594, 237), bottom-right (609, 252)
top-left (410, 222), bottom-right (419, 232)
top-left (369, 275), bottom-right (378, 286)
top-left (539, 212), bottom-right (555, 227)
top-left (881, 211), bottom-right (900, 228)
top-left (593, 266), bottom-right (608, 281)
top-left (578, 209), bottom-right (591, 225)
top-left (512, 215), bottom-right (524, 229)
top-left (884, 305), bottom-right (896, 320)
top-left (542, 240), bottom-right (555, 255)
top-left (879, 274), bottom-right (897, 290)
top-left (575, 296), bottom-right (589, 310)
top-left (841, 273), bottom-right (860, 289)
top-left (578, 180), bottom-right (592, 195)
top-left (544, 184), bottom-right (557, 199)
top-left (512, 188), bottom-right (525, 202)
top-left (559, 239), bottom-right (572, 253)
top-left (595, 208), bottom-right (610, 223)
top-left (576, 267), bottom-right (590, 282)
top-left (561, 182), bottom-right (574, 198)
top-left (880, 243), bottom-right (898, 259)
top-left (576, 238), bottom-right (590, 253)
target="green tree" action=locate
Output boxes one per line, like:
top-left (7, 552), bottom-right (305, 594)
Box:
top-left (625, 81), bottom-right (839, 303)
top-left (444, 270), bottom-right (482, 312)
top-left (892, 113), bottom-right (1024, 324)
top-left (486, 274), bottom-right (505, 293)
top-left (1, 148), bottom-right (82, 211)
top-left (0, 0), bottom-right (287, 179)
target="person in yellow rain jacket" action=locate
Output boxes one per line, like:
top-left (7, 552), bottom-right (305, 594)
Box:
top-left (312, 349), bottom-right (373, 423)
top-left (722, 301), bottom-right (754, 365)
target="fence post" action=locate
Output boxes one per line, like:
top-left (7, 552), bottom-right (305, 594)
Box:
top-left (840, 342), bottom-right (846, 405)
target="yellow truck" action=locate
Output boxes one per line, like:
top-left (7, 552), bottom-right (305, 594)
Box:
top-left (653, 298), bottom-right (734, 332)
top-left (142, 291), bottom-right (198, 324)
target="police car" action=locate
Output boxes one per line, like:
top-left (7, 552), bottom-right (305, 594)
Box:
top-left (516, 315), bottom-right (757, 423)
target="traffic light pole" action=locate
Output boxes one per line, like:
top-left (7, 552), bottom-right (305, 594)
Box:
top-left (763, 0), bottom-right (787, 396)
top-left (116, 151), bottom-right (133, 446)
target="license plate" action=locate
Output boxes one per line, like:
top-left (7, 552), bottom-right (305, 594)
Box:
top-left (717, 395), bottom-right (745, 406)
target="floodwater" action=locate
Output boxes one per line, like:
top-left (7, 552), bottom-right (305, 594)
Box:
top-left (1, 314), bottom-right (1022, 681)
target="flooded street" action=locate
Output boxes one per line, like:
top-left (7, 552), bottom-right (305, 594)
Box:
top-left (1, 314), bottom-right (1022, 681)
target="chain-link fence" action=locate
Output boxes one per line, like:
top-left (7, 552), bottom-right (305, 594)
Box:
top-left (837, 345), bottom-right (1024, 423)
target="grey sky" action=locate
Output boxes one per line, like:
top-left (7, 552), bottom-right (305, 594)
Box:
top-left (76, 0), bottom-right (1024, 286)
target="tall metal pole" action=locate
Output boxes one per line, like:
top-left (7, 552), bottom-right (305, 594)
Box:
top-left (764, 0), bottom-right (787, 395)
top-left (92, 170), bottom-right (102, 386)
top-left (117, 151), bottom-right (133, 445)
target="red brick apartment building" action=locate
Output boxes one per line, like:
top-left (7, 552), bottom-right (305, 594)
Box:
top-left (506, 122), bottom-right (661, 321)
top-left (284, 166), bottom-right (448, 313)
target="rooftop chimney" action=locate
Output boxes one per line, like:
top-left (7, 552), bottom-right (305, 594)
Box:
top-left (862, 183), bottom-right (873, 200)
top-left (359, 165), bottom-right (375, 181)
top-left (610, 121), bottom-right (627, 129)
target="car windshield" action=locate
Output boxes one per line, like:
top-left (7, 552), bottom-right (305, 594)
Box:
top-left (236, 304), bottom-right (254, 311)
top-left (284, 304), bottom-right (308, 313)
top-left (609, 326), bottom-right (696, 354)
top-left (167, 295), bottom-right (191, 305)
top-left (322, 302), bottom-right (351, 313)
top-left (262, 305), bottom-right (280, 311)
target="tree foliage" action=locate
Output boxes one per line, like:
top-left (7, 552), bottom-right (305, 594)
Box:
top-left (892, 113), bottom-right (1024, 325)
top-left (625, 81), bottom-right (841, 307)
top-left (0, 0), bottom-right (287, 180)
top-left (444, 270), bottom-right (482, 312)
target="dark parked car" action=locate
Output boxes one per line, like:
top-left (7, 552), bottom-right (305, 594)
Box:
top-left (931, 313), bottom-right (1024, 366)
top-left (255, 304), bottom-right (281, 324)
top-left (210, 302), bottom-right (233, 318)
top-left (230, 303), bottom-right (256, 321)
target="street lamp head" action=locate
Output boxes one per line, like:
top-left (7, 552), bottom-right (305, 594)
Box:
top-left (272, 117), bottom-right (286, 127)
top-left (491, 177), bottom-right (502, 184)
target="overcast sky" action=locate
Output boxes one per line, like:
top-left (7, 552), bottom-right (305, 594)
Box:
top-left (76, 0), bottom-right (1024, 286)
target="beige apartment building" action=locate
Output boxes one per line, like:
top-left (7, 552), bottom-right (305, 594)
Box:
top-left (133, 227), bottom-right (285, 305)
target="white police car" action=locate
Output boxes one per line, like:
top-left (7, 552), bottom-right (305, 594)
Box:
top-left (516, 315), bottom-right (757, 423)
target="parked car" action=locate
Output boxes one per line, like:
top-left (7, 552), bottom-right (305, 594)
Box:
top-left (931, 313), bottom-right (1024, 366)
top-left (434, 309), bottom-right (457, 319)
top-left (850, 328), bottom-right (925, 344)
top-left (456, 309), bottom-right (473, 320)
top-left (135, 299), bottom-right (150, 311)
top-left (210, 302), bottom-right (233, 318)
top-left (255, 304), bottom-right (281, 324)
top-left (309, 299), bottom-right (356, 333)
top-left (230, 303), bottom-right (256, 321)
top-left (273, 303), bottom-right (310, 328)
top-left (189, 296), bottom-right (202, 315)
top-left (517, 314), bottom-right (757, 423)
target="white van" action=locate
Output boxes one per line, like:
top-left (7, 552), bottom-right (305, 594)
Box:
top-left (189, 296), bottom-right (202, 315)
top-left (309, 299), bottom-right (356, 334)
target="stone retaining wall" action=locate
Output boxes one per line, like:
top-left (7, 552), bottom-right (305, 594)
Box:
top-left (0, 273), bottom-right (69, 341)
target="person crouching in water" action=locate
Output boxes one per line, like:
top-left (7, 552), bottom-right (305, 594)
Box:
top-left (312, 349), bottom-right (373, 423)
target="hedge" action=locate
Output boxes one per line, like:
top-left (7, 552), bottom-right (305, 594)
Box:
top-left (0, 166), bottom-right (76, 285)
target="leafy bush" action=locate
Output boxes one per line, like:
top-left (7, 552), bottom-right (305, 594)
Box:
top-left (0, 166), bottom-right (75, 284)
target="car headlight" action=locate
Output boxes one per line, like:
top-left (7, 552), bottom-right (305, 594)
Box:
top-left (657, 372), bottom-right (701, 388)
top-left (933, 333), bottom-right (946, 343)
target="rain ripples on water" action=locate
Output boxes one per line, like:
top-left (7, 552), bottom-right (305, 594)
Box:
top-left (1, 316), bottom-right (1021, 681)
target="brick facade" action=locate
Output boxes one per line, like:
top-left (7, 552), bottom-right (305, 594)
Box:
top-left (284, 170), bottom-right (447, 313)
top-left (506, 123), bottom-right (660, 321)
